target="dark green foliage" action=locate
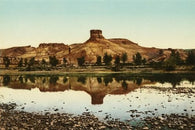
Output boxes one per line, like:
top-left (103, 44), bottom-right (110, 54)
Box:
top-left (186, 51), bottom-right (195, 65)
top-left (133, 52), bottom-right (142, 65)
top-left (142, 58), bottom-right (146, 65)
top-left (49, 56), bottom-right (59, 67)
top-left (149, 61), bottom-right (163, 69)
top-left (112, 55), bottom-right (121, 71)
top-left (165, 65), bottom-right (176, 71)
top-left (174, 52), bottom-right (183, 65)
top-left (96, 56), bottom-right (102, 66)
top-left (103, 53), bottom-right (112, 66)
top-left (41, 59), bottom-right (47, 65)
top-left (77, 56), bottom-right (85, 66)
top-left (163, 51), bottom-right (182, 71)
top-left (28, 57), bottom-right (35, 66)
top-left (18, 58), bottom-right (23, 67)
top-left (114, 55), bottom-right (120, 66)
top-left (24, 58), bottom-right (28, 67)
top-left (121, 53), bottom-right (127, 64)
top-left (3, 56), bottom-right (10, 68)
top-left (164, 56), bottom-right (176, 71)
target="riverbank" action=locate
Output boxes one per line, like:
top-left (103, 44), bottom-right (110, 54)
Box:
top-left (0, 103), bottom-right (194, 129)
top-left (0, 68), bottom-right (195, 76)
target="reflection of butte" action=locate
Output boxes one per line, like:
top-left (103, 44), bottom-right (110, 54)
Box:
top-left (1, 76), bottom-right (146, 105)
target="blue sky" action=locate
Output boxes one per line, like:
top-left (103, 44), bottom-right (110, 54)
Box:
top-left (0, 0), bottom-right (195, 49)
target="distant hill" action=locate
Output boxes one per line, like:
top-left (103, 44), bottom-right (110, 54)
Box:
top-left (0, 30), bottom-right (190, 65)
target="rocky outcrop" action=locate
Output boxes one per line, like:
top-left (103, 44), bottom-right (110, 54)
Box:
top-left (86, 30), bottom-right (105, 42)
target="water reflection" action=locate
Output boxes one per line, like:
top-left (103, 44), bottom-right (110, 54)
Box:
top-left (0, 74), bottom-right (195, 105)
top-left (77, 76), bottom-right (86, 84)
top-left (3, 75), bottom-right (10, 86)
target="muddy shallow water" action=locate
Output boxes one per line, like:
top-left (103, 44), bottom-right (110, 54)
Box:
top-left (0, 74), bottom-right (194, 122)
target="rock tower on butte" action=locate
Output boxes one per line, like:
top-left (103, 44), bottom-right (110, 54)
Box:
top-left (87, 30), bottom-right (105, 42)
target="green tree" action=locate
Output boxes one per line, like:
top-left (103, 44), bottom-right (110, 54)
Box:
top-left (49, 56), bottom-right (59, 67)
top-left (41, 59), bottom-right (46, 65)
top-left (113, 55), bottom-right (121, 71)
top-left (41, 59), bottom-right (47, 68)
top-left (164, 51), bottom-right (183, 71)
top-left (186, 51), bottom-right (195, 65)
top-left (24, 58), bottom-right (28, 67)
top-left (121, 53), bottom-right (128, 64)
top-left (77, 56), bottom-right (85, 66)
top-left (28, 57), bottom-right (35, 66)
top-left (18, 58), bottom-right (23, 67)
top-left (114, 55), bottom-right (120, 66)
top-left (164, 56), bottom-right (176, 71)
top-left (133, 52), bottom-right (142, 65)
top-left (175, 52), bottom-right (183, 65)
top-left (142, 58), bottom-right (146, 65)
top-left (103, 53), bottom-right (112, 66)
top-left (96, 56), bottom-right (102, 66)
top-left (3, 56), bottom-right (10, 68)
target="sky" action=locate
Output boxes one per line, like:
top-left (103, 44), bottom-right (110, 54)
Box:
top-left (0, 0), bottom-right (195, 49)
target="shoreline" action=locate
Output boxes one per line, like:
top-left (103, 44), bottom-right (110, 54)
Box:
top-left (0, 69), bottom-right (195, 76)
top-left (0, 103), bottom-right (194, 129)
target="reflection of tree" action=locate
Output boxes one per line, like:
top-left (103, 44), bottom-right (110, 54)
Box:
top-left (25, 75), bottom-right (35, 83)
top-left (77, 76), bottom-right (86, 84)
top-left (186, 77), bottom-right (195, 85)
top-left (42, 78), bottom-right (46, 84)
top-left (115, 76), bottom-right (122, 83)
top-left (170, 77), bottom-right (181, 88)
top-left (122, 80), bottom-right (128, 90)
top-left (25, 77), bottom-right (28, 83)
top-left (49, 76), bottom-right (59, 85)
top-left (19, 76), bottom-right (23, 84)
top-left (145, 74), bottom-right (182, 88)
top-left (103, 76), bottom-right (113, 86)
top-left (63, 77), bottom-right (68, 83)
top-left (135, 78), bottom-right (142, 85)
top-left (97, 77), bottom-right (102, 84)
top-left (3, 75), bottom-right (10, 86)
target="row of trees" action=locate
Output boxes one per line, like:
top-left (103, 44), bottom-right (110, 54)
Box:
top-left (2, 56), bottom-right (60, 69)
top-left (151, 50), bottom-right (195, 70)
top-left (2, 50), bottom-right (195, 70)
top-left (94, 52), bottom-right (145, 66)
top-left (95, 53), bottom-right (128, 66)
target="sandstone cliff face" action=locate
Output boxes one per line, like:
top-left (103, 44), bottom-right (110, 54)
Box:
top-left (36, 43), bottom-right (69, 62)
top-left (0, 29), bottom-right (188, 65)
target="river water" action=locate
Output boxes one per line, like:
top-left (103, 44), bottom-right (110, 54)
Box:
top-left (0, 73), bottom-right (194, 121)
